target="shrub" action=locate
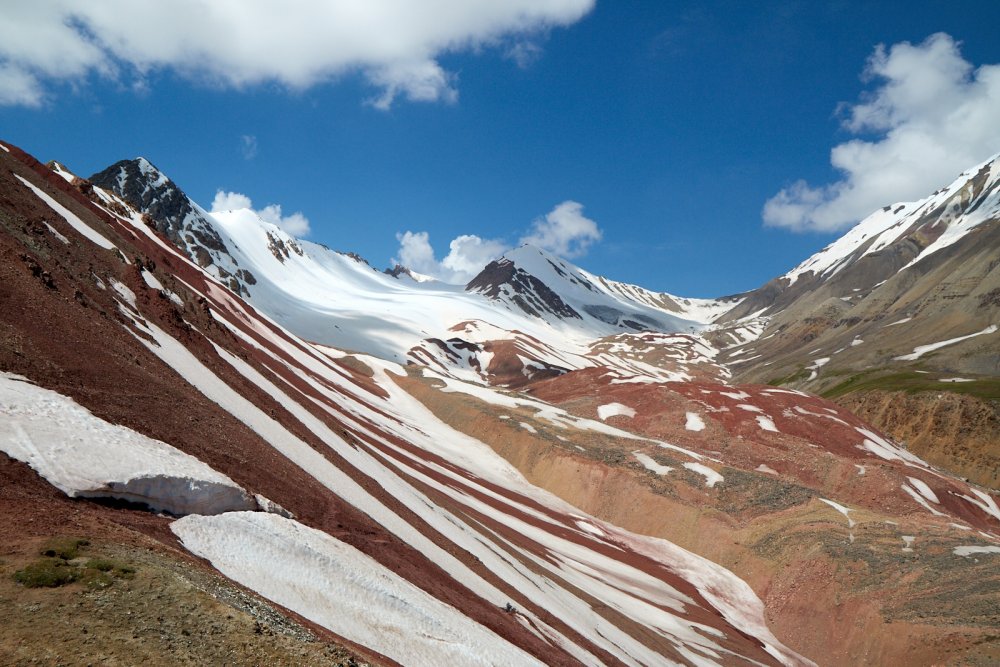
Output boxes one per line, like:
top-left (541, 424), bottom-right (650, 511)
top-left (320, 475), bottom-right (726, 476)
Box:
top-left (39, 538), bottom-right (89, 560)
top-left (13, 559), bottom-right (79, 588)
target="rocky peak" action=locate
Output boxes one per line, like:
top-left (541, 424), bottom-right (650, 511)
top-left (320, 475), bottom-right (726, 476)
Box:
top-left (467, 256), bottom-right (582, 321)
top-left (89, 158), bottom-right (254, 294)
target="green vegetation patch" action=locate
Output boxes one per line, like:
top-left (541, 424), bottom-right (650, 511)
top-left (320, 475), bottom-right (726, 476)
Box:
top-left (40, 537), bottom-right (89, 560)
top-left (821, 369), bottom-right (1000, 401)
top-left (13, 559), bottom-right (80, 588)
top-left (12, 538), bottom-right (137, 590)
top-left (765, 367), bottom-right (809, 386)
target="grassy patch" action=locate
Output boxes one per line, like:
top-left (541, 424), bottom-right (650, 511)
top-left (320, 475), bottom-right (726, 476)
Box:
top-left (766, 367), bottom-right (809, 386)
top-left (12, 538), bottom-right (137, 590)
top-left (39, 537), bottom-right (89, 560)
top-left (13, 559), bottom-right (79, 588)
top-left (85, 558), bottom-right (135, 579)
top-left (821, 369), bottom-right (1000, 401)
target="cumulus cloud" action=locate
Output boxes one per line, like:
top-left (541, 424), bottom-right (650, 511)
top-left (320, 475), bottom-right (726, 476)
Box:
top-left (392, 200), bottom-right (603, 283)
top-left (0, 1), bottom-right (593, 109)
top-left (211, 191), bottom-right (252, 211)
top-left (764, 33), bottom-right (1000, 232)
top-left (211, 190), bottom-right (311, 237)
top-left (521, 200), bottom-right (602, 258)
top-left (393, 231), bottom-right (509, 283)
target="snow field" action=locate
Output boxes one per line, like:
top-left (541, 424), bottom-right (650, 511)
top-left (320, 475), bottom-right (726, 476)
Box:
top-left (172, 512), bottom-right (543, 667)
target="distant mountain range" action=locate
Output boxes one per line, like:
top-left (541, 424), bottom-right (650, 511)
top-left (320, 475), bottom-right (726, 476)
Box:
top-left (1, 137), bottom-right (998, 666)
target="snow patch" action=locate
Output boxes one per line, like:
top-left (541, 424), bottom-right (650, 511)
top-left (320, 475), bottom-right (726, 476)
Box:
top-left (894, 325), bottom-right (998, 361)
top-left (0, 372), bottom-right (255, 515)
top-left (755, 416), bottom-right (778, 433)
top-left (957, 489), bottom-right (1000, 523)
top-left (42, 221), bottom-right (69, 244)
top-left (856, 428), bottom-right (930, 468)
top-left (806, 357), bottom-right (830, 381)
top-left (141, 269), bottom-right (164, 291)
top-left (14, 174), bottom-right (120, 253)
top-left (683, 462), bottom-right (723, 488)
top-left (907, 477), bottom-right (939, 504)
top-left (755, 464), bottom-right (777, 475)
top-left (633, 452), bottom-right (673, 476)
top-left (819, 498), bottom-right (855, 528)
top-left (902, 484), bottom-right (946, 517)
top-left (954, 545), bottom-right (1000, 557)
top-left (597, 402), bottom-right (636, 421)
top-left (684, 412), bottom-right (705, 432)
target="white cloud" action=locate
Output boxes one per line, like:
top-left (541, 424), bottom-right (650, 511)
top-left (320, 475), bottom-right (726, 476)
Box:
top-left (240, 135), bottom-right (258, 160)
top-left (521, 200), bottom-right (602, 258)
top-left (257, 204), bottom-right (311, 237)
top-left (393, 231), bottom-right (438, 274)
top-left (0, 62), bottom-right (45, 106)
top-left (211, 191), bottom-right (252, 212)
top-left (442, 234), bottom-right (510, 278)
top-left (0, 1), bottom-right (594, 109)
top-left (392, 200), bottom-right (603, 284)
top-left (211, 190), bottom-right (311, 237)
top-left (764, 33), bottom-right (1000, 232)
top-left (393, 231), bottom-right (508, 284)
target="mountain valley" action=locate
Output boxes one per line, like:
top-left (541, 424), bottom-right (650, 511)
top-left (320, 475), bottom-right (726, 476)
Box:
top-left (1, 138), bottom-right (998, 666)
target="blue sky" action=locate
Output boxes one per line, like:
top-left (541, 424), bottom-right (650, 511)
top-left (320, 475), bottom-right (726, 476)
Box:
top-left (2, 1), bottom-right (999, 296)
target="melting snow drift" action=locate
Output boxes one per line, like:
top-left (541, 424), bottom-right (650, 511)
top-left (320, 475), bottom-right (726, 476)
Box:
top-left (0, 372), bottom-right (256, 515)
top-left (172, 512), bottom-right (543, 667)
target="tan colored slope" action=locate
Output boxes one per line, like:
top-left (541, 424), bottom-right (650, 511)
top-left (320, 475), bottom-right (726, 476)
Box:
top-left (397, 369), bottom-right (1000, 666)
top-left (837, 390), bottom-right (1000, 488)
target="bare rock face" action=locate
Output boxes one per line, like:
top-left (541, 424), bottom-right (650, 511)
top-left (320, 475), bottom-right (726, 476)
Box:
top-left (467, 257), bottom-right (582, 320)
top-left (837, 390), bottom-right (1000, 488)
top-left (89, 158), bottom-right (256, 294)
top-left (91, 158), bottom-right (227, 255)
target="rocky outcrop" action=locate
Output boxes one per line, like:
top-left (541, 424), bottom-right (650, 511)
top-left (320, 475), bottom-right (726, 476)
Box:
top-left (837, 390), bottom-right (1000, 488)
top-left (467, 257), bottom-right (582, 320)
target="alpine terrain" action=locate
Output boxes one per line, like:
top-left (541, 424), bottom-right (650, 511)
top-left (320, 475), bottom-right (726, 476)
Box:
top-left (1, 138), bottom-right (999, 666)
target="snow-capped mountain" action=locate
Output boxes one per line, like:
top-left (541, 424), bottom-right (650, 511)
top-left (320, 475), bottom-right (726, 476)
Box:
top-left (90, 158), bottom-right (239, 281)
top-left (724, 153), bottom-right (1000, 322)
top-left (2, 138), bottom-right (1000, 666)
top-left (467, 244), bottom-right (738, 332)
top-left (719, 154), bottom-right (1000, 394)
top-left (88, 158), bottom-right (731, 372)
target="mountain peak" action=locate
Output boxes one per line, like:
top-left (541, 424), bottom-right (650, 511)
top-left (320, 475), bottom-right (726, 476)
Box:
top-left (90, 157), bottom-right (235, 281)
